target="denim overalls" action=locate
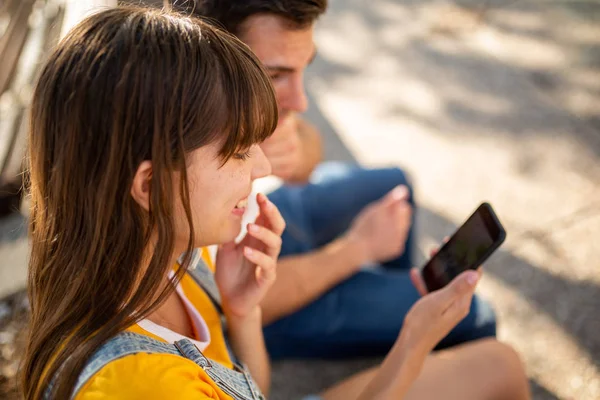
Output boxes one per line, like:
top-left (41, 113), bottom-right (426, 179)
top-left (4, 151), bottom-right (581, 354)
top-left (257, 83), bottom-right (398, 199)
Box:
top-left (45, 249), bottom-right (265, 400)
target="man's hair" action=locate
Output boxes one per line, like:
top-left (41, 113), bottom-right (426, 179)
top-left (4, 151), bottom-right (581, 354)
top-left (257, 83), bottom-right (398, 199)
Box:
top-left (187, 0), bottom-right (328, 35)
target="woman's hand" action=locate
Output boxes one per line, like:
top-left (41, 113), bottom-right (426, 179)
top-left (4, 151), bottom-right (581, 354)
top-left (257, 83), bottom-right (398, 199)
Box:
top-left (214, 193), bottom-right (285, 319)
top-left (409, 237), bottom-right (483, 297)
top-left (399, 269), bottom-right (480, 360)
top-left (356, 268), bottom-right (481, 400)
top-left (401, 239), bottom-right (483, 356)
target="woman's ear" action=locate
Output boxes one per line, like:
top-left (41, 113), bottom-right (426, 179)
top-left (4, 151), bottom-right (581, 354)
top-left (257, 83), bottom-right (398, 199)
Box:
top-left (131, 160), bottom-right (152, 211)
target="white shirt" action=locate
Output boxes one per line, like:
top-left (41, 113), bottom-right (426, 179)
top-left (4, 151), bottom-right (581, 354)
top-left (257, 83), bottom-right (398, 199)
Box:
top-left (137, 275), bottom-right (211, 351)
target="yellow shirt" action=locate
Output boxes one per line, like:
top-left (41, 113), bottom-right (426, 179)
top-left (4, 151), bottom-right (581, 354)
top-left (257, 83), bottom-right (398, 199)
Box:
top-left (75, 248), bottom-right (234, 400)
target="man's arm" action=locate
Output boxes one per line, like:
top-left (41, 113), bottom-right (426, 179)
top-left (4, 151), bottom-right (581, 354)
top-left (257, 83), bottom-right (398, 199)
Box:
top-left (287, 117), bottom-right (323, 183)
top-left (260, 185), bottom-right (412, 326)
top-left (260, 234), bottom-right (367, 325)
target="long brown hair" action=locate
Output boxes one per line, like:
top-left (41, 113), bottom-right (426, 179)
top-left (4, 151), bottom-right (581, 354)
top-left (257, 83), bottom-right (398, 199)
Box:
top-left (22, 6), bottom-right (277, 399)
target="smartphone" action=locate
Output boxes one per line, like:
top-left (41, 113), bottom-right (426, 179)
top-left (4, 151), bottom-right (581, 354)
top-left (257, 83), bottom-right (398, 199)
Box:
top-left (421, 202), bottom-right (506, 292)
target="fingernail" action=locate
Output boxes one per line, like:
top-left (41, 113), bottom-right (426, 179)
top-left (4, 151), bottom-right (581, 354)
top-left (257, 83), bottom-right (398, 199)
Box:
top-left (248, 224), bottom-right (259, 233)
top-left (244, 246), bottom-right (253, 255)
top-left (392, 185), bottom-right (408, 199)
top-left (466, 271), bottom-right (478, 285)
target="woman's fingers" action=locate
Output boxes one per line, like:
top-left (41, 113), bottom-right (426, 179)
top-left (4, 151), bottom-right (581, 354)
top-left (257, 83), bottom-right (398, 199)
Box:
top-left (443, 290), bottom-right (475, 328)
top-left (243, 246), bottom-right (276, 284)
top-left (257, 193), bottom-right (286, 235)
top-left (247, 222), bottom-right (282, 259)
top-left (410, 268), bottom-right (428, 297)
top-left (402, 268), bottom-right (480, 357)
top-left (435, 270), bottom-right (479, 313)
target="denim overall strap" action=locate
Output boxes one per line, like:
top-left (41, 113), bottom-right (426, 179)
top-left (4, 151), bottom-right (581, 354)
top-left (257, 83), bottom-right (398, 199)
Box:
top-left (45, 332), bottom-right (265, 400)
top-left (184, 248), bottom-right (223, 307)
top-left (187, 249), bottom-right (223, 304)
top-left (175, 338), bottom-right (264, 400)
top-left (43, 332), bottom-right (179, 400)
top-left (183, 249), bottom-right (244, 365)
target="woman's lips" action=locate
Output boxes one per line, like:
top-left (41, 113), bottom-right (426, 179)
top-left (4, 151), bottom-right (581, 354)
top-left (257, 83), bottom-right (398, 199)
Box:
top-left (232, 207), bottom-right (246, 216)
top-left (232, 197), bottom-right (248, 216)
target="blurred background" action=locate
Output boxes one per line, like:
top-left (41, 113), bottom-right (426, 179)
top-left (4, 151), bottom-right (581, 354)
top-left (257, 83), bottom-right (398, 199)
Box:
top-left (0, 0), bottom-right (598, 399)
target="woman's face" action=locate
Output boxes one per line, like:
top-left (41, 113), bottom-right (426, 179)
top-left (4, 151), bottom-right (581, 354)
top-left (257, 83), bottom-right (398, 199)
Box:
top-left (174, 141), bottom-right (271, 250)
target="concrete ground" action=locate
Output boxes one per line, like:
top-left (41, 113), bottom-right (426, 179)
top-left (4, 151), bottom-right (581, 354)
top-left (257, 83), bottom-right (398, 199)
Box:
top-left (0, 0), bottom-right (598, 399)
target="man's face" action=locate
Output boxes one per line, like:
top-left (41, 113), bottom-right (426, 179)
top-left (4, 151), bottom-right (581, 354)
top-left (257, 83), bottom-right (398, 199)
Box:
top-left (240, 14), bottom-right (316, 128)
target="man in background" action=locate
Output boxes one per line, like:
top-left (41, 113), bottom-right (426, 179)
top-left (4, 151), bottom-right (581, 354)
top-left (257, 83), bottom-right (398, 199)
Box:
top-left (177, 0), bottom-right (497, 359)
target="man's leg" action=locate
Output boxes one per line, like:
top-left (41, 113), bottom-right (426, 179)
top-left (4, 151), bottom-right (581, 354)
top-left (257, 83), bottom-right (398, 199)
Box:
top-left (263, 268), bottom-right (497, 359)
top-left (270, 162), bottom-right (416, 270)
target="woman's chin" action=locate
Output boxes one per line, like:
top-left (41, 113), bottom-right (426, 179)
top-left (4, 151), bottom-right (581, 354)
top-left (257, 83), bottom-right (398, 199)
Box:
top-left (177, 218), bottom-right (243, 249)
top-left (217, 221), bottom-right (243, 245)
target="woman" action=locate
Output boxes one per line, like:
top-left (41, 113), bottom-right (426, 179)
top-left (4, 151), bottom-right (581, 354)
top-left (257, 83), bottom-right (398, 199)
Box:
top-left (22, 6), bottom-right (529, 400)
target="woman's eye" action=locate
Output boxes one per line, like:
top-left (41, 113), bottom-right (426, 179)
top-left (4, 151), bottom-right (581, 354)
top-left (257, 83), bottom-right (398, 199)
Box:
top-left (233, 150), bottom-right (251, 160)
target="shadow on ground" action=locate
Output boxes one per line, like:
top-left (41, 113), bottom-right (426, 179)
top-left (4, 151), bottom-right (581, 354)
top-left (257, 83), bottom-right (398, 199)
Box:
top-left (309, 0), bottom-right (600, 178)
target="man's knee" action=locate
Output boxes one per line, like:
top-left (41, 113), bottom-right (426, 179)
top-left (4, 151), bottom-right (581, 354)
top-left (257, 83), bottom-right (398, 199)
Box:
top-left (460, 295), bottom-right (498, 338)
top-left (470, 296), bottom-right (497, 338)
top-left (384, 166), bottom-right (415, 205)
top-left (382, 166), bottom-right (412, 188)
top-left (359, 166), bottom-right (415, 206)
top-left (390, 166), bottom-right (412, 186)
top-left (436, 296), bottom-right (497, 349)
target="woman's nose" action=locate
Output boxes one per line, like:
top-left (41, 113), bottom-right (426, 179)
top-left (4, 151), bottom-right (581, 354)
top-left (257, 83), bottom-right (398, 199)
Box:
top-left (251, 145), bottom-right (272, 180)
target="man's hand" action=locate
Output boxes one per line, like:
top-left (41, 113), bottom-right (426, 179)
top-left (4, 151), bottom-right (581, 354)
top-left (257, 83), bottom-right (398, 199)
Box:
top-left (214, 193), bottom-right (286, 319)
top-left (260, 115), bottom-right (303, 181)
top-left (347, 185), bottom-right (413, 264)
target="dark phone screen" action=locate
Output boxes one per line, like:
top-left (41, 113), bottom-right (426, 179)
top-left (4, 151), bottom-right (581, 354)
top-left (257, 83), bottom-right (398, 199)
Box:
top-left (423, 208), bottom-right (496, 290)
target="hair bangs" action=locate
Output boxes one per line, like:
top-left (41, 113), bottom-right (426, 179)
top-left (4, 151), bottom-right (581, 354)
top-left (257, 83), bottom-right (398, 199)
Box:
top-left (213, 30), bottom-right (278, 160)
